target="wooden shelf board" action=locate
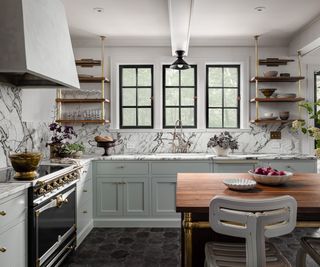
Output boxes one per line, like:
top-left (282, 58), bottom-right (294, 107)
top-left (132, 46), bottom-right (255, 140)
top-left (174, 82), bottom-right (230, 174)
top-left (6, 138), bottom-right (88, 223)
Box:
top-left (56, 98), bottom-right (110, 103)
top-left (78, 76), bottom-right (110, 83)
top-left (250, 119), bottom-right (295, 125)
top-left (250, 97), bottom-right (305, 103)
top-left (250, 76), bottom-right (305, 83)
top-left (75, 59), bottom-right (101, 67)
top-left (259, 59), bottom-right (294, 66)
top-left (56, 119), bottom-right (110, 124)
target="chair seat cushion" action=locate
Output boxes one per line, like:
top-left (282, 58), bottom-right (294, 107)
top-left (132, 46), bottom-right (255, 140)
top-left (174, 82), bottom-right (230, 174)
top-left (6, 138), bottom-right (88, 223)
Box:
top-left (300, 237), bottom-right (320, 265)
top-left (205, 241), bottom-right (291, 267)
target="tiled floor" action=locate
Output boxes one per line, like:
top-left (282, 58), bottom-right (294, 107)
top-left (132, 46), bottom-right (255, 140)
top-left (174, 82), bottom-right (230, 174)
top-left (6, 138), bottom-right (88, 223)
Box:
top-left (62, 227), bottom-right (320, 267)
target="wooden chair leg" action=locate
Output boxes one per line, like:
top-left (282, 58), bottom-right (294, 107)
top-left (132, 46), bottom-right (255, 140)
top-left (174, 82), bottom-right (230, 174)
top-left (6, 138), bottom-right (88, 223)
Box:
top-left (296, 248), bottom-right (307, 267)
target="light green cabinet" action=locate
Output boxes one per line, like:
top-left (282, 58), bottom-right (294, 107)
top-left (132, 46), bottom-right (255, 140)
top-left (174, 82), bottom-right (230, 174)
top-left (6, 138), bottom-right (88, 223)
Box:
top-left (213, 160), bottom-right (258, 173)
top-left (258, 159), bottom-right (316, 173)
top-left (96, 176), bottom-right (149, 217)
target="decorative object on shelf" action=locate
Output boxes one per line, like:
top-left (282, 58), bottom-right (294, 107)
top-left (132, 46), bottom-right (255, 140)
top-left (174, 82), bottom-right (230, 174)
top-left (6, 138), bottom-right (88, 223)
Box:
top-left (248, 168), bottom-right (292, 185)
top-left (259, 88), bottom-right (277, 98)
top-left (89, 135), bottom-right (117, 156)
top-left (223, 178), bottom-right (256, 191)
top-left (279, 111), bottom-right (290, 120)
top-left (292, 101), bottom-right (320, 157)
top-left (207, 131), bottom-right (239, 156)
top-left (259, 116), bottom-right (278, 121)
top-left (263, 70), bottom-right (278, 77)
top-left (275, 93), bottom-right (296, 99)
top-left (65, 143), bottom-right (85, 158)
top-left (9, 149), bottom-right (43, 180)
top-left (280, 73), bottom-right (290, 77)
top-left (56, 36), bottom-right (110, 124)
top-left (46, 122), bottom-right (77, 159)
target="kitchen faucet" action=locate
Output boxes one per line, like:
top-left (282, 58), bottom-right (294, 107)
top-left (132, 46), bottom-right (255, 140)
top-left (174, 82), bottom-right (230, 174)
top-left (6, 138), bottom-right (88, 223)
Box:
top-left (171, 120), bottom-right (192, 153)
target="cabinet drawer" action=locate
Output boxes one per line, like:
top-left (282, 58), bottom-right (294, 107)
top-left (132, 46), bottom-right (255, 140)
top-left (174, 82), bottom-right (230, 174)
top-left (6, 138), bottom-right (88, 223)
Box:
top-left (151, 162), bottom-right (210, 175)
top-left (79, 163), bottom-right (92, 183)
top-left (260, 160), bottom-right (316, 173)
top-left (0, 220), bottom-right (26, 267)
top-left (213, 161), bottom-right (257, 173)
top-left (0, 193), bottom-right (26, 231)
top-left (77, 179), bottom-right (92, 205)
top-left (95, 162), bottom-right (149, 175)
top-left (77, 199), bottom-right (92, 235)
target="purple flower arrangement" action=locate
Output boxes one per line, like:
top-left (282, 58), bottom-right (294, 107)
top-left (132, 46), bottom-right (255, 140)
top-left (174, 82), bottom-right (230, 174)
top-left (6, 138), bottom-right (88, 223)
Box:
top-left (207, 131), bottom-right (239, 151)
top-left (46, 122), bottom-right (77, 146)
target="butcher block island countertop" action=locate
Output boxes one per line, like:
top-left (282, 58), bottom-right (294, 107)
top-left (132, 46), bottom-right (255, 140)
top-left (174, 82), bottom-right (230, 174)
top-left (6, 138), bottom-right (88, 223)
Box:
top-left (176, 172), bottom-right (320, 214)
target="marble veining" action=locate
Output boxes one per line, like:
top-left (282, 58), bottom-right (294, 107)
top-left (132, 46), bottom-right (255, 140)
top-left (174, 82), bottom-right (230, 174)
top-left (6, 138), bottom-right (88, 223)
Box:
top-left (0, 182), bottom-right (30, 200)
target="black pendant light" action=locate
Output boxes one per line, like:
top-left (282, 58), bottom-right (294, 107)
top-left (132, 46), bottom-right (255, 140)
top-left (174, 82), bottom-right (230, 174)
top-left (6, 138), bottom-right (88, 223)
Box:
top-left (170, 50), bottom-right (190, 70)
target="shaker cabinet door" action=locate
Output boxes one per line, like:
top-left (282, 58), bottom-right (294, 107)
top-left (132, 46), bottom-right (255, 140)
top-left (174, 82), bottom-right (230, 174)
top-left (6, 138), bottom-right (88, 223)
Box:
top-left (96, 178), bottom-right (123, 217)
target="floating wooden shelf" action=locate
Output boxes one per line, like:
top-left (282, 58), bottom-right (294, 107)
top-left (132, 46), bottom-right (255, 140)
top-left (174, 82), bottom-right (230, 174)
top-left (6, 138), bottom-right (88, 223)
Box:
top-left (55, 98), bottom-right (110, 104)
top-left (75, 59), bottom-right (101, 67)
top-left (250, 97), bottom-right (305, 103)
top-left (78, 76), bottom-right (110, 83)
top-left (56, 119), bottom-right (110, 124)
top-left (250, 119), bottom-right (296, 125)
top-left (259, 58), bottom-right (294, 66)
top-left (250, 76), bottom-right (305, 83)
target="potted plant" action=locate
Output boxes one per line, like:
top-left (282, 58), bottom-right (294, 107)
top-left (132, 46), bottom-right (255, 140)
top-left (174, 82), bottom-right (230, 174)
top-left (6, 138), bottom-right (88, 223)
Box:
top-left (46, 123), bottom-right (77, 158)
top-left (207, 131), bottom-right (239, 156)
top-left (292, 101), bottom-right (320, 157)
top-left (66, 143), bottom-right (85, 158)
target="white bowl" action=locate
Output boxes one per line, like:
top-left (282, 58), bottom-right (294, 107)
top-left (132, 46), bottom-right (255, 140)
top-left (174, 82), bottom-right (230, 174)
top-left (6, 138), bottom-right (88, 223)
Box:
top-left (248, 170), bottom-right (293, 185)
top-left (223, 178), bottom-right (256, 191)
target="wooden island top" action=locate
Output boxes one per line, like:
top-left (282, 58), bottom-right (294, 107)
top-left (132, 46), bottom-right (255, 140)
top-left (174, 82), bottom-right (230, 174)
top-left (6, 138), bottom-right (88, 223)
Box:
top-left (176, 173), bottom-right (320, 214)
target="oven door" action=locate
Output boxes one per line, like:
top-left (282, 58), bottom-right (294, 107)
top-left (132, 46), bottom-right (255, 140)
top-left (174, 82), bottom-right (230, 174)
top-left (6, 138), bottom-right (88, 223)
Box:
top-left (34, 186), bottom-right (76, 266)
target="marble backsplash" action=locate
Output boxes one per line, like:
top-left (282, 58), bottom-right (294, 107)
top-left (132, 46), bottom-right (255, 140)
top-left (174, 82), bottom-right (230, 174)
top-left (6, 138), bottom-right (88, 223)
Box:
top-left (0, 83), bottom-right (302, 168)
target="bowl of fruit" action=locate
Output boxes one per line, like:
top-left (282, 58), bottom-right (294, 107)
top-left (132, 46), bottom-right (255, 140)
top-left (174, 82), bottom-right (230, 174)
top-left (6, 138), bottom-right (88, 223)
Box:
top-left (248, 167), bottom-right (293, 185)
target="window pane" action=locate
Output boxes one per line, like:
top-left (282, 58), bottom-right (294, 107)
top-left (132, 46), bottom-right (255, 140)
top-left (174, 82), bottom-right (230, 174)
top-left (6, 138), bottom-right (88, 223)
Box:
top-left (138, 68), bottom-right (151, 86)
top-left (208, 109), bottom-right (222, 128)
top-left (181, 108), bottom-right (194, 126)
top-left (165, 108), bottom-right (179, 126)
top-left (224, 68), bottom-right (238, 87)
top-left (224, 109), bottom-right (237, 128)
top-left (166, 88), bottom-right (179, 106)
top-left (208, 89), bottom-right (222, 107)
top-left (165, 68), bottom-right (179, 86)
top-left (122, 68), bottom-right (136, 86)
top-left (138, 88), bottom-right (151, 106)
top-left (122, 108), bottom-right (136, 126)
top-left (209, 68), bottom-right (222, 87)
top-left (181, 68), bottom-right (194, 86)
top-left (224, 89), bottom-right (238, 107)
top-left (138, 108), bottom-right (151, 126)
top-left (181, 88), bottom-right (194, 106)
top-left (122, 88), bottom-right (136, 106)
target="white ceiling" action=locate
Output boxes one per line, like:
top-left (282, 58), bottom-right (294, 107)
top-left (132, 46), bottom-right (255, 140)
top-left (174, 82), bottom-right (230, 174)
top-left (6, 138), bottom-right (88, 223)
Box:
top-left (62, 0), bottom-right (320, 46)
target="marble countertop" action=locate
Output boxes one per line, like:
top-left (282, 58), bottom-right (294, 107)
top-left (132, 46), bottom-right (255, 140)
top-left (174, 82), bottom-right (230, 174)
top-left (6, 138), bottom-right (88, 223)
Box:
top-left (0, 182), bottom-right (30, 200)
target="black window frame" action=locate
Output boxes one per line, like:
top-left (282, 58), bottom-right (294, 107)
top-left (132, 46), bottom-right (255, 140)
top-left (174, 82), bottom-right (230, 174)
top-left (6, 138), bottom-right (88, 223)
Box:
top-left (162, 65), bottom-right (197, 128)
top-left (206, 64), bottom-right (240, 129)
top-left (119, 65), bottom-right (154, 129)
top-left (315, 71), bottom-right (320, 128)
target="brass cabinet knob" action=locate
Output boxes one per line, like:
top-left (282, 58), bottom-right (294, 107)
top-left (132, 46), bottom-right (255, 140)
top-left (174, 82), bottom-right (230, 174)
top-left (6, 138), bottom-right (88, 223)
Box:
top-left (0, 211), bottom-right (6, 216)
top-left (83, 210), bottom-right (88, 214)
top-left (0, 247), bottom-right (7, 253)
top-left (83, 189), bottom-right (88, 193)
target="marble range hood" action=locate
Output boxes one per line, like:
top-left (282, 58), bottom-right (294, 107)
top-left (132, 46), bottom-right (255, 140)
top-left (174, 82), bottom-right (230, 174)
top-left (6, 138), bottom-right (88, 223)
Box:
top-left (0, 0), bottom-right (79, 89)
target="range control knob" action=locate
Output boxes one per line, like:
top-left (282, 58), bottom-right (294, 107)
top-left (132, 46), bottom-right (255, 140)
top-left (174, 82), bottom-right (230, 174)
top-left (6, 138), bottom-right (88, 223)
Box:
top-left (52, 181), bottom-right (59, 188)
top-left (38, 187), bottom-right (46, 195)
top-left (58, 178), bottom-right (64, 185)
top-left (46, 184), bottom-right (53, 192)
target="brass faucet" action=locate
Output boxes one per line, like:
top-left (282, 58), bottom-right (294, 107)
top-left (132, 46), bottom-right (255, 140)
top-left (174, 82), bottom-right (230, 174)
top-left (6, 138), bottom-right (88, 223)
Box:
top-left (171, 120), bottom-right (191, 153)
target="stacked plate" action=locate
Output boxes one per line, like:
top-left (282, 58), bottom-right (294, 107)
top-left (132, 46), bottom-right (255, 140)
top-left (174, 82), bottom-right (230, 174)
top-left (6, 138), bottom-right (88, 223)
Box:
top-left (275, 93), bottom-right (296, 99)
top-left (223, 178), bottom-right (256, 191)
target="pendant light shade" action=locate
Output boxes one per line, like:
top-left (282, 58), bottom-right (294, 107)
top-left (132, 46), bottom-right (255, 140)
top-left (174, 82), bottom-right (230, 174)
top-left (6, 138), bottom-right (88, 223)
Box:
top-left (170, 50), bottom-right (190, 70)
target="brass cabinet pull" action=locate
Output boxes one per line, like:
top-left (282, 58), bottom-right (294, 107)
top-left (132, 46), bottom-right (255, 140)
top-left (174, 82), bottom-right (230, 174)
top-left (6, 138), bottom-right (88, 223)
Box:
top-left (83, 189), bottom-right (88, 193)
top-left (83, 210), bottom-right (88, 214)
top-left (0, 211), bottom-right (6, 216)
top-left (0, 247), bottom-right (6, 253)
top-left (117, 166), bottom-right (125, 169)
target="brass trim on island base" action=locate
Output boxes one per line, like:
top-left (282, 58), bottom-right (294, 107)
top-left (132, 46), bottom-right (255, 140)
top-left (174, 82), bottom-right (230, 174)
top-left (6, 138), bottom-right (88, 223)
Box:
top-left (182, 212), bottom-right (320, 267)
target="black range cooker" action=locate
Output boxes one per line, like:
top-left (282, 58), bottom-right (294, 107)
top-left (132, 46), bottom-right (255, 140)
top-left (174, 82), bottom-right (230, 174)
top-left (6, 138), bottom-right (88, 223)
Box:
top-left (0, 163), bottom-right (82, 267)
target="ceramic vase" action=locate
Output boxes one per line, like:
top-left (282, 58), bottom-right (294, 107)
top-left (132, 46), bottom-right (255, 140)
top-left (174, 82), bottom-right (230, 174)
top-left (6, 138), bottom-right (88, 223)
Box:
top-left (212, 146), bottom-right (230, 157)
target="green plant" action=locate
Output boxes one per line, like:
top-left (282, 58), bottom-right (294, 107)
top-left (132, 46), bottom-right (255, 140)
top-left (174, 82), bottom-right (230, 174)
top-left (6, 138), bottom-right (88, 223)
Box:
top-left (292, 101), bottom-right (320, 156)
top-left (66, 143), bottom-right (85, 153)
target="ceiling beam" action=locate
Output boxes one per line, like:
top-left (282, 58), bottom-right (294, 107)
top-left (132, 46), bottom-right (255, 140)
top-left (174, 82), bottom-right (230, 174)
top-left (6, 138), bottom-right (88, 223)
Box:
top-left (168, 0), bottom-right (194, 56)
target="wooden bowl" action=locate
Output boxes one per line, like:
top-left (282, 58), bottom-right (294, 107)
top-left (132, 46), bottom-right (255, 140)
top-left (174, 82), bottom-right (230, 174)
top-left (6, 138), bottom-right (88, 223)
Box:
top-left (259, 88), bottom-right (277, 98)
top-left (264, 71), bottom-right (278, 77)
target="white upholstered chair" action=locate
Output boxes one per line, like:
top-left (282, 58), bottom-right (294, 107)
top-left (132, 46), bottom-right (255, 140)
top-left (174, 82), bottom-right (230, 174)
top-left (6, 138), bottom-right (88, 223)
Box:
top-left (205, 195), bottom-right (297, 267)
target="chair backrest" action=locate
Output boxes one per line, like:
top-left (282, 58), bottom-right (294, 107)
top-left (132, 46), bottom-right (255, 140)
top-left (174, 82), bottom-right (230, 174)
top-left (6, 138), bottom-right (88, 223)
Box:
top-left (209, 195), bottom-right (297, 267)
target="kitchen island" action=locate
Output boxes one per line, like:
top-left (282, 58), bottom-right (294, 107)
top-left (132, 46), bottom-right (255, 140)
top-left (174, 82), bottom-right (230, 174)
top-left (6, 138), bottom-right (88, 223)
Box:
top-left (176, 172), bottom-right (320, 267)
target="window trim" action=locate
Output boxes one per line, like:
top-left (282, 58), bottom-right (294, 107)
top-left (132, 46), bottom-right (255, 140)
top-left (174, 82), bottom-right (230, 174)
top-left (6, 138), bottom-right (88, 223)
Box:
top-left (162, 65), bottom-right (197, 128)
top-left (206, 64), bottom-right (241, 129)
top-left (119, 65), bottom-right (154, 129)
